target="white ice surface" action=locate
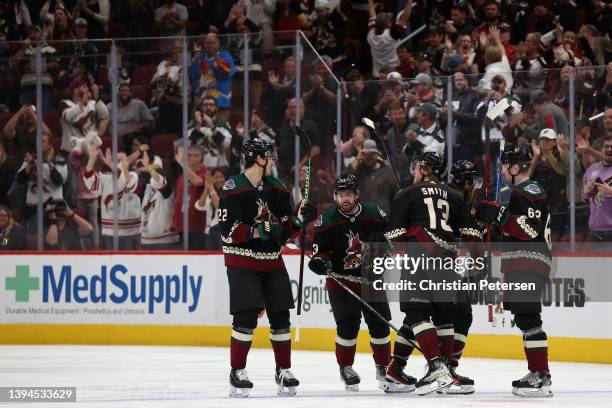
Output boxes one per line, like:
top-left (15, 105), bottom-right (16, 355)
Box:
top-left (1, 345), bottom-right (611, 408)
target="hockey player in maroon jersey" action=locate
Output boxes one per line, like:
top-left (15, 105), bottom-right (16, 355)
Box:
top-left (308, 174), bottom-right (417, 393)
top-left (447, 160), bottom-right (485, 394)
top-left (218, 138), bottom-right (317, 397)
top-left (476, 145), bottom-right (553, 398)
top-left (384, 152), bottom-right (482, 395)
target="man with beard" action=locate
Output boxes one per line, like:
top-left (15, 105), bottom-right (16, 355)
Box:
top-left (309, 174), bottom-right (418, 393)
top-left (188, 96), bottom-right (234, 170)
top-left (109, 83), bottom-right (154, 150)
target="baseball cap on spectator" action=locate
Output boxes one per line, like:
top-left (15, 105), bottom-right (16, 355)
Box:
top-left (315, 0), bottom-right (331, 9)
top-left (415, 102), bottom-right (437, 117)
top-left (530, 90), bottom-right (549, 105)
top-left (75, 18), bottom-right (88, 27)
top-left (539, 128), bottom-right (557, 140)
top-left (410, 73), bottom-right (433, 86)
top-left (447, 55), bottom-right (465, 70)
top-left (498, 22), bottom-right (511, 33)
top-left (362, 139), bottom-right (381, 155)
top-left (68, 78), bottom-right (88, 93)
top-left (387, 71), bottom-right (402, 82)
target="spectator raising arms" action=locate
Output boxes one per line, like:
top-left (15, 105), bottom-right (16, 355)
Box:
top-left (139, 150), bottom-right (178, 249)
top-left (83, 143), bottom-right (141, 250)
top-left (189, 33), bottom-right (237, 121)
top-left (366, 0), bottom-right (412, 77)
top-left (173, 145), bottom-right (209, 250)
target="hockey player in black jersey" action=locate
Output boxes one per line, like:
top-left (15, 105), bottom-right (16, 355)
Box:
top-left (476, 145), bottom-right (553, 398)
top-left (384, 152), bottom-right (482, 395)
top-left (446, 160), bottom-right (485, 394)
top-left (308, 174), bottom-right (417, 393)
top-left (219, 138), bottom-right (317, 397)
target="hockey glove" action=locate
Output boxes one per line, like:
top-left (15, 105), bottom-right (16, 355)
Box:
top-left (308, 257), bottom-right (332, 276)
top-left (256, 221), bottom-right (284, 242)
top-left (475, 200), bottom-right (501, 224)
top-left (294, 200), bottom-right (317, 228)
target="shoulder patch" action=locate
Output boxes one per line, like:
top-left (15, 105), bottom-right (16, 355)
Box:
top-left (222, 179), bottom-right (236, 191)
top-left (523, 183), bottom-right (542, 195)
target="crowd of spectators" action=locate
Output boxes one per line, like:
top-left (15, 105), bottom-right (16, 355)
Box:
top-left (0, 0), bottom-right (611, 251)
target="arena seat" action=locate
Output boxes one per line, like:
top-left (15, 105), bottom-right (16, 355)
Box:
top-left (132, 65), bottom-right (158, 86)
top-left (43, 110), bottom-right (62, 138)
top-left (151, 133), bottom-right (178, 158)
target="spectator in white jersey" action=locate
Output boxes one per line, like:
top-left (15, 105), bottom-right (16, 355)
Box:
top-left (366, 0), bottom-right (412, 77)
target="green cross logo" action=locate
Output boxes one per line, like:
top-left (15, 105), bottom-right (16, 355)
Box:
top-left (5, 265), bottom-right (39, 302)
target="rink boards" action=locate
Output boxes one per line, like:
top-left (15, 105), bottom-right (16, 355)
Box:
top-left (0, 252), bottom-right (611, 364)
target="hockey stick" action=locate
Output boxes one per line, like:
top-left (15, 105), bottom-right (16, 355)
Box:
top-left (285, 243), bottom-right (423, 353)
top-left (292, 126), bottom-right (312, 342)
top-left (362, 117), bottom-right (402, 191)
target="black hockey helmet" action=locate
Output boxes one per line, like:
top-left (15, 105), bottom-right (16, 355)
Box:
top-left (241, 138), bottom-right (275, 166)
top-left (500, 144), bottom-right (532, 168)
top-left (451, 160), bottom-right (482, 188)
top-left (334, 174), bottom-right (359, 194)
top-left (411, 151), bottom-right (446, 178)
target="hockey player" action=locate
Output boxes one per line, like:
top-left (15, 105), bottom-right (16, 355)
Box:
top-left (476, 145), bottom-right (553, 398)
top-left (219, 138), bottom-right (317, 398)
top-left (308, 174), bottom-right (417, 393)
top-left (446, 160), bottom-right (485, 394)
top-left (384, 152), bottom-right (482, 395)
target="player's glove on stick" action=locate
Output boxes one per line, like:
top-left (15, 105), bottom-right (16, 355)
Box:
top-left (308, 257), bottom-right (332, 276)
top-left (294, 200), bottom-right (317, 228)
top-left (475, 200), bottom-right (501, 224)
top-left (256, 221), bottom-right (283, 242)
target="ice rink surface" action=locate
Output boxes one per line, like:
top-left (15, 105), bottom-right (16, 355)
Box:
top-left (1, 345), bottom-right (611, 408)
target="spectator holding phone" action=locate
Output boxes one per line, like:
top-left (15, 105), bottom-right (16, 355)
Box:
top-left (44, 199), bottom-right (94, 250)
top-left (14, 133), bottom-right (68, 228)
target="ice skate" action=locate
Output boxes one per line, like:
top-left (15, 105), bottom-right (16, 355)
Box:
top-left (439, 365), bottom-right (475, 395)
top-left (275, 367), bottom-right (299, 396)
top-left (415, 357), bottom-right (453, 395)
top-left (380, 358), bottom-right (416, 393)
top-left (512, 371), bottom-right (553, 398)
top-left (229, 368), bottom-right (253, 398)
top-left (339, 366), bottom-right (360, 391)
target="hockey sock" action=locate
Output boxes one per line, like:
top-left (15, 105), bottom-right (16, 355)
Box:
top-left (335, 336), bottom-right (357, 367)
top-left (436, 324), bottom-right (455, 362)
top-left (412, 321), bottom-right (441, 361)
top-left (393, 326), bottom-right (416, 361)
top-left (270, 327), bottom-right (292, 369)
top-left (450, 331), bottom-right (468, 367)
top-left (523, 327), bottom-right (549, 372)
top-left (231, 327), bottom-right (254, 369)
top-left (370, 336), bottom-right (391, 366)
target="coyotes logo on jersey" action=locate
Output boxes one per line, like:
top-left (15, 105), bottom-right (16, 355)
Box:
top-left (254, 198), bottom-right (278, 224)
top-left (343, 230), bottom-right (363, 269)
